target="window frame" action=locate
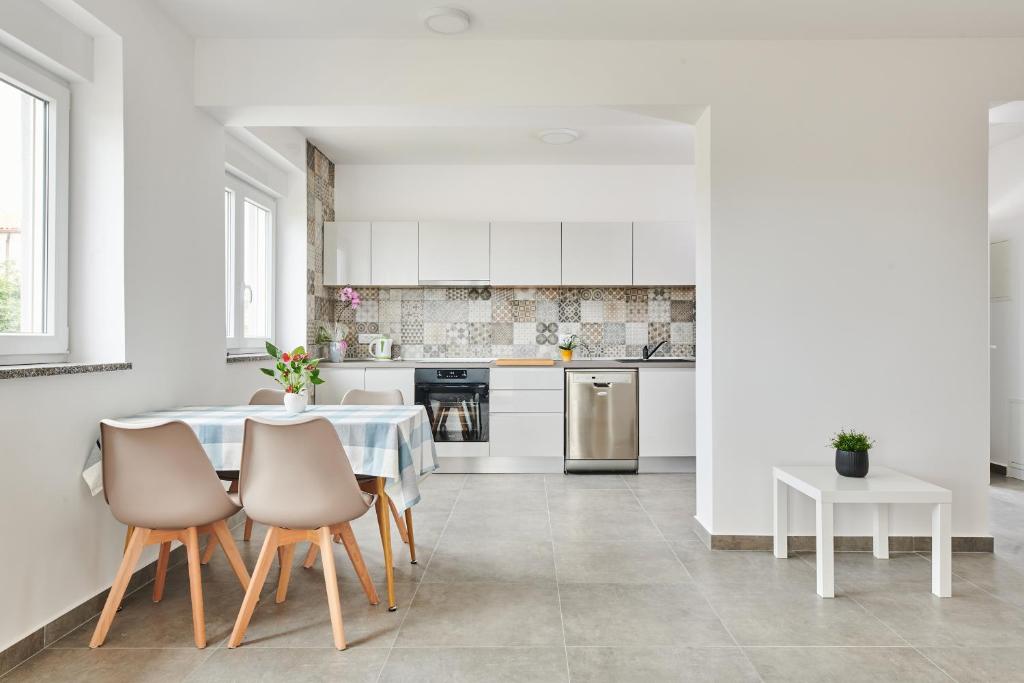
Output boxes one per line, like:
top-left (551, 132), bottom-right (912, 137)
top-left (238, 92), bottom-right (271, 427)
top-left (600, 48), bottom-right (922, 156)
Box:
top-left (0, 48), bottom-right (70, 364)
top-left (225, 172), bottom-right (275, 355)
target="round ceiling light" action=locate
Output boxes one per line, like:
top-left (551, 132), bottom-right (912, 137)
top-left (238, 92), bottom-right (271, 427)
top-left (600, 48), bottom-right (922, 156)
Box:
top-left (423, 7), bottom-right (472, 35)
top-left (537, 128), bottom-right (581, 145)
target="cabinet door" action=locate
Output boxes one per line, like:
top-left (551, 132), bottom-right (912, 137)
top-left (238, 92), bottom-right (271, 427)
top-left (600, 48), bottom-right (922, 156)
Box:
top-left (632, 221), bottom-right (695, 286)
top-left (491, 367), bottom-right (564, 390)
top-left (490, 413), bottom-right (564, 458)
top-left (490, 222), bottom-right (561, 286)
top-left (561, 222), bottom-right (633, 285)
top-left (418, 221), bottom-right (490, 283)
top-left (638, 368), bottom-right (695, 458)
top-left (371, 221), bottom-right (419, 286)
top-left (323, 221), bottom-right (371, 285)
top-left (315, 368), bottom-right (365, 405)
top-left (363, 368), bottom-right (415, 405)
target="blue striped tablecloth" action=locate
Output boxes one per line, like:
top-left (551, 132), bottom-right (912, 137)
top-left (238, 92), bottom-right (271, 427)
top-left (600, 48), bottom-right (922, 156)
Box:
top-left (82, 405), bottom-right (439, 511)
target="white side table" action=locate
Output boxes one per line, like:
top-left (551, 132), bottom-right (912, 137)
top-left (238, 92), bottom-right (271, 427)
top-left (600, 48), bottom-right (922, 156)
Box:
top-left (773, 465), bottom-right (952, 598)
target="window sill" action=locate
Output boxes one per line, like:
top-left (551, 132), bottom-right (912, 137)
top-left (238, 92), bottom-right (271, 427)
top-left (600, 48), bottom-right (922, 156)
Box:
top-left (226, 353), bottom-right (272, 364)
top-left (0, 361), bottom-right (132, 380)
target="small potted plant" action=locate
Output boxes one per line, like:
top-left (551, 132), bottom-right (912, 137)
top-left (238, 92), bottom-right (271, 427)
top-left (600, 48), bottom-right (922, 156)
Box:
top-left (261, 342), bottom-right (324, 414)
top-left (829, 429), bottom-right (875, 478)
top-left (558, 334), bottom-right (581, 362)
top-left (315, 323), bottom-right (349, 363)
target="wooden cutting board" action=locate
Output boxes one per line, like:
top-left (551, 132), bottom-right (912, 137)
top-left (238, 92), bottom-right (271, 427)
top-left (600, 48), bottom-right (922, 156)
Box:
top-left (494, 358), bottom-right (556, 366)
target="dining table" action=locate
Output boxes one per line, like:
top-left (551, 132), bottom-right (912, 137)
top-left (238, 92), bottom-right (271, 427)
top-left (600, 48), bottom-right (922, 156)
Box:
top-left (82, 404), bottom-right (439, 611)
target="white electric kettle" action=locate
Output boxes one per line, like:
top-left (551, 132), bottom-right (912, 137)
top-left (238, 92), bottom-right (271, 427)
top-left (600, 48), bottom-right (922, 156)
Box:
top-left (370, 336), bottom-right (393, 360)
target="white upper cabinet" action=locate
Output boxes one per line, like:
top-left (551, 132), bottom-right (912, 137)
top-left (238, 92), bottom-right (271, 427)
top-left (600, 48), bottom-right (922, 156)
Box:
top-left (371, 221), bottom-right (419, 286)
top-left (632, 221), bottom-right (695, 286)
top-left (323, 221), bottom-right (371, 286)
top-left (561, 222), bottom-right (633, 286)
top-left (490, 222), bottom-right (561, 286)
top-left (418, 221), bottom-right (490, 283)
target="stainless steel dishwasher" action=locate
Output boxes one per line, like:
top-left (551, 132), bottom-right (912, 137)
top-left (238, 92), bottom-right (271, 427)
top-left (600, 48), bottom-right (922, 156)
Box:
top-left (565, 369), bottom-right (639, 473)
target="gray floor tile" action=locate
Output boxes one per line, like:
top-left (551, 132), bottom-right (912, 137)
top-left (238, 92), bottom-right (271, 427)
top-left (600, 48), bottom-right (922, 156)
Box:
top-left (544, 474), bottom-right (628, 490)
top-left (705, 590), bottom-right (905, 646)
top-left (186, 647), bottom-right (388, 682)
top-left (423, 537), bottom-right (556, 584)
top-left (675, 546), bottom-right (816, 595)
top-left (559, 583), bottom-right (733, 646)
top-left (441, 509), bottom-right (552, 543)
top-left (454, 487), bottom-right (549, 513)
top-left (549, 506), bottom-right (662, 542)
top-left (744, 646), bottom-right (948, 682)
top-left (622, 474), bottom-right (696, 490)
top-left (917, 645), bottom-right (1024, 682)
top-left (2, 648), bottom-right (209, 683)
top-left (566, 646), bottom-right (759, 682)
top-left (394, 583), bottom-right (563, 647)
top-left (419, 474), bottom-right (467, 490)
top-left (554, 541), bottom-right (689, 584)
top-left (379, 646), bottom-right (569, 682)
top-left (462, 474), bottom-right (547, 490)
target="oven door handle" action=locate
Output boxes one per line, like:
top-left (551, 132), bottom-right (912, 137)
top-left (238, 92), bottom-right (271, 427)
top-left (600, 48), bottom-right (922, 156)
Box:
top-left (416, 383), bottom-right (489, 391)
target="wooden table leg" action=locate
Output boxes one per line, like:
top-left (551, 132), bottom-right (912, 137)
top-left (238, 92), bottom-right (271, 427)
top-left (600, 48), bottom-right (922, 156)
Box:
top-left (117, 524), bottom-right (136, 612)
top-left (376, 477), bottom-right (397, 611)
top-left (405, 508), bottom-right (417, 565)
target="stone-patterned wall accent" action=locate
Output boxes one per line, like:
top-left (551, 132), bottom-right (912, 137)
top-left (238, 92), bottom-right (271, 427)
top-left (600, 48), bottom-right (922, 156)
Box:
top-left (306, 142), bottom-right (335, 348)
top-left (327, 286), bottom-right (695, 360)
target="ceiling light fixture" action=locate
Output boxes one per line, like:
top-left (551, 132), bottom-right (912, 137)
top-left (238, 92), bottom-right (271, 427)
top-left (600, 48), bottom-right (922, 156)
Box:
top-left (537, 128), bottom-right (581, 145)
top-left (423, 7), bottom-right (471, 35)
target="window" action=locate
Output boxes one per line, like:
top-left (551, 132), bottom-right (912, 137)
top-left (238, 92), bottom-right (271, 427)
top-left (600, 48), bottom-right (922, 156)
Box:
top-left (225, 173), bottom-right (274, 353)
top-left (0, 50), bottom-right (69, 363)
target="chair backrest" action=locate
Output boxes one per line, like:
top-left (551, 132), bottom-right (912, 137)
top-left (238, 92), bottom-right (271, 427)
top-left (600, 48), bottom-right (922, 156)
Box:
top-left (340, 388), bottom-right (404, 406)
top-left (249, 388), bottom-right (285, 405)
top-left (239, 416), bottom-right (371, 529)
top-left (100, 419), bottom-right (230, 529)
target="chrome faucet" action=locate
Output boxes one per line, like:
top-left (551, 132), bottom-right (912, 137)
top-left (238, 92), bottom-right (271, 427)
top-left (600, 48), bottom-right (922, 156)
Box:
top-left (642, 340), bottom-right (669, 360)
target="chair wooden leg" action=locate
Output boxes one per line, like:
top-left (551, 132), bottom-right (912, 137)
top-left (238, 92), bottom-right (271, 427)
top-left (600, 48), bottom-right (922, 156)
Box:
top-left (318, 526), bottom-right (346, 650)
top-left (389, 497), bottom-right (409, 544)
top-left (91, 527), bottom-right (149, 648)
top-left (337, 522), bottom-right (379, 605)
top-left (229, 526), bottom-right (281, 648)
top-left (405, 508), bottom-right (417, 565)
top-left (211, 519), bottom-right (251, 592)
top-left (303, 542), bottom-right (319, 569)
top-left (243, 517), bottom-right (254, 541)
top-left (200, 532), bottom-right (219, 565)
top-left (183, 527), bottom-right (207, 648)
top-left (376, 478), bottom-right (397, 611)
top-left (275, 544), bottom-right (297, 604)
top-left (152, 541), bottom-right (171, 602)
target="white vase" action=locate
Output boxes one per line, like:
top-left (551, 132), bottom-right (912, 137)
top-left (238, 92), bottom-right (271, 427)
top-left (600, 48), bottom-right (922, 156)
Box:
top-left (283, 392), bottom-right (308, 415)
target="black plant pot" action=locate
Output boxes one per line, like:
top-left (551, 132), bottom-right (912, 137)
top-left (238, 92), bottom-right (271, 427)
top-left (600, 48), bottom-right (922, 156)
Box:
top-left (835, 449), bottom-right (869, 478)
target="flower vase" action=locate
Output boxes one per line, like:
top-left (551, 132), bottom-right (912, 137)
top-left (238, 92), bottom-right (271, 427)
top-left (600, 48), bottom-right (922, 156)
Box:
top-left (284, 392), bottom-right (309, 415)
top-left (559, 348), bottom-right (573, 362)
top-left (328, 341), bottom-right (347, 363)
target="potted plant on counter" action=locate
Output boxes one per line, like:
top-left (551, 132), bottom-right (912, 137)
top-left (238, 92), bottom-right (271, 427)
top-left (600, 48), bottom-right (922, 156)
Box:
top-left (558, 334), bottom-right (581, 362)
top-left (829, 429), bottom-right (875, 478)
top-left (261, 342), bottom-right (324, 414)
top-left (315, 323), bottom-right (349, 363)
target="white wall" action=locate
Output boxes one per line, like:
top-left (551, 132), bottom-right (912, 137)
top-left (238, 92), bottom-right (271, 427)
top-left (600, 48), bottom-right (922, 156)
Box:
top-left (333, 164), bottom-right (693, 222)
top-left (989, 129), bottom-right (1024, 468)
top-left (192, 37), bottom-right (1024, 540)
top-left (0, 0), bottom-right (277, 651)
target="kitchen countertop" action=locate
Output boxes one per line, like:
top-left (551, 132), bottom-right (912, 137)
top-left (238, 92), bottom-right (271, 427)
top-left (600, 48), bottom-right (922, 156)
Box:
top-left (318, 358), bottom-right (695, 369)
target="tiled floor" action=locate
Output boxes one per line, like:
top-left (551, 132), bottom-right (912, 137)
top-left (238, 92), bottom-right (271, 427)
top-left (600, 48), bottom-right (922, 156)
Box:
top-left (7, 473), bottom-right (1024, 682)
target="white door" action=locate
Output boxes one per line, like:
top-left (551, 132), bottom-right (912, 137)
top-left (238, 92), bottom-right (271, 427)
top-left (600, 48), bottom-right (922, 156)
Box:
top-left (418, 221), bottom-right (490, 283)
top-left (632, 221), bottom-right (695, 286)
top-left (323, 221), bottom-right (371, 286)
top-left (371, 221), bottom-right (419, 286)
top-left (364, 368), bottom-right (415, 405)
top-left (638, 368), bottom-right (695, 458)
top-left (490, 222), bottom-right (561, 286)
top-left (315, 368), bottom-right (365, 405)
top-left (561, 222), bottom-right (633, 285)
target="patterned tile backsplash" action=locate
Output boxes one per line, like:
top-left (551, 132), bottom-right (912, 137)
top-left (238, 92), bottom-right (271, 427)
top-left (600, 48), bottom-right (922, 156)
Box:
top-left (306, 142), bottom-right (335, 348)
top-left (326, 286), bottom-right (696, 360)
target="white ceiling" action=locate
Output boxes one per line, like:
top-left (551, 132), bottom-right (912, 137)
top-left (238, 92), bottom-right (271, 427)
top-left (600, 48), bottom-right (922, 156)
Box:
top-left (156, 0), bottom-right (1024, 39)
top-left (295, 105), bottom-right (694, 165)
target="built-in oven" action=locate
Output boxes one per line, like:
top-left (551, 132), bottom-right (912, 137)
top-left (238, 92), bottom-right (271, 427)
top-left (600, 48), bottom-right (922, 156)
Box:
top-left (414, 368), bottom-right (489, 443)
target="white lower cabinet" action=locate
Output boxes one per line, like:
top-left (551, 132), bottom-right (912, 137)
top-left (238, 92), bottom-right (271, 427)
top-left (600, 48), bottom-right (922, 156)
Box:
top-left (490, 413), bottom-right (564, 458)
top-left (315, 368), bottom-right (365, 405)
top-left (364, 368), bottom-right (415, 405)
top-left (638, 368), bottom-right (695, 458)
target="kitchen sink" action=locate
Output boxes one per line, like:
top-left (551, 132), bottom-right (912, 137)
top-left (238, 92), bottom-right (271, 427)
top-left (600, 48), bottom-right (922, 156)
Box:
top-left (614, 357), bottom-right (694, 363)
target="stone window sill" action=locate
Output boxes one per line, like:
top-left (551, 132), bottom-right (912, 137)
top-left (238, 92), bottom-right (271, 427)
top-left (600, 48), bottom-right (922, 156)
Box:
top-left (0, 361), bottom-right (132, 380)
top-left (226, 353), bottom-right (272, 363)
